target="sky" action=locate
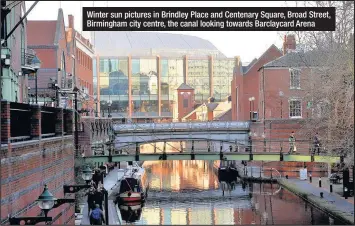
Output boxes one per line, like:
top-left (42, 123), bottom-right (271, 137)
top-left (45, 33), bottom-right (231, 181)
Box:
top-left (25, 1), bottom-right (291, 62)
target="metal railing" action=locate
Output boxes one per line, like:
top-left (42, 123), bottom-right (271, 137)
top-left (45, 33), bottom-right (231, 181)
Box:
top-left (237, 166), bottom-right (282, 181)
top-left (21, 48), bottom-right (36, 66)
top-left (113, 121), bottom-right (250, 131)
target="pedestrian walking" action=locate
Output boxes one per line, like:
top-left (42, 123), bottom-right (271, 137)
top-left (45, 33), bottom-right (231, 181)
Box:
top-left (313, 132), bottom-right (321, 155)
top-left (86, 187), bottom-right (96, 216)
top-left (92, 169), bottom-right (102, 188)
top-left (90, 204), bottom-right (105, 225)
top-left (288, 131), bottom-right (296, 154)
top-left (93, 186), bottom-right (104, 210)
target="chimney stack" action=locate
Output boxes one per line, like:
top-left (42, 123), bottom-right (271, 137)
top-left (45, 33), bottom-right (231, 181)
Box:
top-left (283, 34), bottom-right (296, 55)
top-left (68, 15), bottom-right (74, 29)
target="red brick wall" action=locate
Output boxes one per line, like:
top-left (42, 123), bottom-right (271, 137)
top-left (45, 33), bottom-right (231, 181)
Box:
top-left (260, 68), bottom-right (311, 120)
top-left (251, 120), bottom-right (312, 153)
top-left (177, 89), bottom-right (195, 121)
top-left (231, 57), bottom-right (243, 121)
top-left (76, 47), bottom-right (94, 110)
top-left (0, 101), bottom-right (75, 225)
top-left (0, 137), bottom-right (75, 225)
top-left (79, 117), bottom-right (112, 157)
top-left (33, 49), bottom-right (57, 69)
top-left (231, 46), bottom-right (282, 121)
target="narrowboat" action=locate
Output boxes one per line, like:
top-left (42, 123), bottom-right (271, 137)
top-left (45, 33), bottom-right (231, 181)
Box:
top-left (214, 160), bottom-right (239, 180)
top-left (118, 202), bottom-right (144, 223)
top-left (117, 162), bottom-right (149, 203)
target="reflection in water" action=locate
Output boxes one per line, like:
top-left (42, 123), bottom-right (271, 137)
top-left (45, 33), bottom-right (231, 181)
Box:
top-left (116, 142), bottom-right (343, 225)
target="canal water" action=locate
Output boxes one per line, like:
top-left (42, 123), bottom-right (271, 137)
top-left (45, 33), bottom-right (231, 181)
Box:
top-left (115, 143), bottom-right (343, 225)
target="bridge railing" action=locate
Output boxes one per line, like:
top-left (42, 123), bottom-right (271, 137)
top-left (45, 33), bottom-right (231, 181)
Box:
top-left (112, 138), bottom-right (339, 156)
top-left (249, 139), bottom-right (314, 154)
top-left (237, 165), bottom-right (282, 181)
top-left (113, 121), bottom-right (250, 132)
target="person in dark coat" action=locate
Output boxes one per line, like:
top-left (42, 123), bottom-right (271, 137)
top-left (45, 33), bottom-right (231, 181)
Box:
top-left (86, 187), bottom-right (96, 216)
top-left (92, 169), bottom-right (102, 188)
top-left (313, 132), bottom-right (321, 155)
top-left (93, 188), bottom-right (104, 210)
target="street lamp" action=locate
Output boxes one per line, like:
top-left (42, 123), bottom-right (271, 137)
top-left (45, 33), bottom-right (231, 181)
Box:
top-left (248, 96), bottom-right (255, 120)
top-left (36, 185), bottom-right (57, 217)
top-left (82, 164), bottom-right (93, 182)
top-left (108, 99), bottom-right (112, 118)
top-left (95, 98), bottom-right (98, 117)
top-left (279, 91), bottom-right (284, 118)
top-left (63, 165), bottom-right (93, 194)
top-left (31, 56), bottom-right (41, 104)
top-left (9, 185), bottom-right (55, 225)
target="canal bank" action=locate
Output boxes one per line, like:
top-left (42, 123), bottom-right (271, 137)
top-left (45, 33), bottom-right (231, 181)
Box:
top-left (279, 178), bottom-right (354, 225)
top-left (234, 164), bottom-right (354, 224)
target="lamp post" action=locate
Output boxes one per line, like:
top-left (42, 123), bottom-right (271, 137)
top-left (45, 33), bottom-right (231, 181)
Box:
top-left (108, 99), bottom-right (112, 118)
top-left (63, 165), bottom-right (93, 193)
top-left (279, 91), bottom-right (284, 119)
top-left (248, 97), bottom-right (255, 120)
top-left (31, 56), bottom-right (41, 104)
top-left (36, 185), bottom-right (57, 217)
top-left (95, 98), bottom-right (98, 117)
top-left (8, 166), bottom-right (92, 224)
top-left (9, 185), bottom-right (54, 225)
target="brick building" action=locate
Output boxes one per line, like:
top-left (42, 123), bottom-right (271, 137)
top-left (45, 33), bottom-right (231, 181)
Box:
top-left (1, 1), bottom-right (31, 103)
top-left (67, 15), bottom-right (95, 114)
top-left (182, 96), bottom-right (232, 121)
top-left (27, 8), bottom-right (75, 107)
top-left (231, 45), bottom-right (283, 121)
top-left (1, 100), bottom-right (75, 225)
top-left (78, 116), bottom-right (113, 160)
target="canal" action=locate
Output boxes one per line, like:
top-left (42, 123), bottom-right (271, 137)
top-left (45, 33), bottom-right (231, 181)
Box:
top-left (115, 142), bottom-right (343, 225)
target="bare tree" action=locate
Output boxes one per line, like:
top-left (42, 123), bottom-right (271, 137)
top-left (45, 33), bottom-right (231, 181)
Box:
top-left (280, 1), bottom-right (354, 167)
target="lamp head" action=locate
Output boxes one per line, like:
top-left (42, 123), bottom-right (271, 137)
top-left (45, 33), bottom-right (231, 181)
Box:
top-left (36, 184), bottom-right (57, 210)
top-left (82, 165), bottom-right (93, 182)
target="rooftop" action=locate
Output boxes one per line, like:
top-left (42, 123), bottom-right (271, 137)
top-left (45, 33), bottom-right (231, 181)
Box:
top-left (91, 31), bottom-right (226, 57)
top-left (263, 50), bottom-right (326, 68)
top-left (177, 83), bottom-right (194, 90)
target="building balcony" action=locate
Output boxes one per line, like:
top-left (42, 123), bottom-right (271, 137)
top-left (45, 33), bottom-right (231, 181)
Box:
top-left (21, 48), bottom-right (38, 74)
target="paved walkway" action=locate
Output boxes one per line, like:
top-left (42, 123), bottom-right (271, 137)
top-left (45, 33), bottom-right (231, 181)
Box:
top-left (77, 165), bottom-right (127, 225)
top-left (308, 177), bottom-right (354, 204)
top-left (286, 178), bottom-right (354, 221)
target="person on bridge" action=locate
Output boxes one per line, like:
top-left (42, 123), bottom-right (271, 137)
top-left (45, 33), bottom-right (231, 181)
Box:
top-left (313, 132), bottom-right (321, 155)
top-left (288, 131), bottom-right (296, 154)
top-left (90, 204), bottom-right (106, 225)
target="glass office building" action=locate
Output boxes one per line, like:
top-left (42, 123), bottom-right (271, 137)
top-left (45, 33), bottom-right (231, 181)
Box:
top-left (91, 31), bottom-right (237, 121)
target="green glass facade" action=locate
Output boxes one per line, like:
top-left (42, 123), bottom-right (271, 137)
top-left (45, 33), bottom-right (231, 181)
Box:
top-left (97, 56), bottom-right (236, 118)
top-left (213, 60), bottom-right (235, 101)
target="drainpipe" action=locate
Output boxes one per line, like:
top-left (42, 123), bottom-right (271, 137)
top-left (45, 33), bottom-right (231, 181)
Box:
top-left (262, 67), bottom-right (266, 152)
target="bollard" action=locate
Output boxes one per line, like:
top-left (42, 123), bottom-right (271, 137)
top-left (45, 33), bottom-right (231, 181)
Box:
top-left (286, 175), bottom-right (289, 179)
top-left (309, 174), bottom-right (312, 183)
top-left (320, 192), bottom-right (324, 198)
top-left (319, 178), bottom-right (322, 187)
top-left (344, 187), bottom-right (348, 199)
top-left (330, 184), bottom-right (333, 193)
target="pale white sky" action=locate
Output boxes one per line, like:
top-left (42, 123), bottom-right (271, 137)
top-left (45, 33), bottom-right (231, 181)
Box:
top-left (25, 1), bottom-right (292, 62)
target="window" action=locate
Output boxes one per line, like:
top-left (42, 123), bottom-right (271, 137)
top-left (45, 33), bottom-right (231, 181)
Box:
top-left (289, 99), bottom-right (302, 118)
top-left (290, 68), bottom-right (301, 89)
top-left (183, 99), bottom-right (188, 108)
